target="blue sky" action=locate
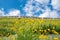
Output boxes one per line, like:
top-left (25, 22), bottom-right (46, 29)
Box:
top-left (0, 0), bottom-right (60, 18)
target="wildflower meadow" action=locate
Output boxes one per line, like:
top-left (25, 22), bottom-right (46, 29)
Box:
top-left (0, 17), bottom-right (60, 40)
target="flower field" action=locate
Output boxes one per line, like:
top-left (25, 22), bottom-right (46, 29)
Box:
top-left (0, 17), bottom-right (60, 40)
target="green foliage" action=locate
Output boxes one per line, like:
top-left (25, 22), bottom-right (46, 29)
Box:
top-left (0, 28), bottom-right (16, 37)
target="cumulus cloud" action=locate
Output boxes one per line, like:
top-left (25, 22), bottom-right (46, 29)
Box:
top-left (23, 4), bottom-right (34, 16)
top-left (6, 9), bottom-right (21, 16)
top-left (39, 8), bottom-right (50, 18)
top-left (23, 0), bottom-right (60, 18)
top-left (35, 0), bottom-right (50, 5)
top-left (0, 8), bottom-right (5, 16)
top-left (39, 8), bottom-right (59, 18)
top-left (0, 0), bottom-right (60, 18)
top-left (23, 0), bottom-right (45, 16)
top-left (51, 0), bottom-right (60, 11)
top-left (0, 8), bottom-right (21, 16)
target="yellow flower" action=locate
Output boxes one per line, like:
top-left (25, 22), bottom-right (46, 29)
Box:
top-left (31, 20), bottom-right (34, 23)
top-left (33, 29), bottom-right (37, 33)
top-left (53, 27), bottom-right (55, 29)
top-left (17, 27), bottom-right (24, 34)
top-left (11, 27), bottom-right (16, 31)
top-left (41, 30), bottom-right (43, 32)
top-left (44, 30), bottom-right (47, 33)
top-left (15, 21), bottom-right (18, 24)
top-left (52, 30), bottom-right (59, 34)
top-left (38, 20), bottom-right (43, 24)
top-left (54, 32), bottom-right (59, 34)
top-left (39, 29), bottom-right (42, 32)
top-left (9, 35), bottom-right (16, 40)
top-left (54, 38), bottom-right (58, 40)
top-left (47, 29), bottom-right (50, 32)
top-left (39, 34), bottom-right (47, 39)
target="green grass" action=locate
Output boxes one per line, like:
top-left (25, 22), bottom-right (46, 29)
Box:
top-left (0, 17), bottom-right (60, 40)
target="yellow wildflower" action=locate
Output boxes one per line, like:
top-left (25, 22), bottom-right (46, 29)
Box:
top-left (17, 27), bottom-right (24, 34)
top-left (41, 30), bottom-right (43, 32)
top-left (9, 35), bottom-right (16, 40)
top-left (15, 21), bottom-right (18, 24)
top-left (52, 30), bottom-right (59, 34)
top-left (35, 29), bottom-right (37, 31)
top-left (44, 30), bottom-right (47, 33)
top-left (47, 29), bottom-right (50, 32)
top-left (39, 29), bottom-right (42, 32)
top-left (54, 38), bottom-right (58, 40)
top-left (38, 20), bottom-right (43, 24)
top-left (39, 34), bottom-right (47, 39)
top-left (53, 27), bottom-right (55, 29)
top-left (11, 27), bottom-right (16, 31)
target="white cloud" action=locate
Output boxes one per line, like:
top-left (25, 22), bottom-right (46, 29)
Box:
top-left (23, 0), bottom-right (45, 16)
top-left (39, 8), bottom-right (50, 17)
top-left (0, 0), bottom-right (59, 18)
top-left (51, 0), bottom-right (60, 11)
top-left (23, 4), bottom-right (34, 16)
top-left (50, 11), bottom-right (59, 18)
top-left (6, 9), bottom-right (20, 16)
top-left (0, 8), bottom-right (5, 16)
top-left (23, 0), bottom-right (60, 18)
top-left (0, 8), bottom-right (21, 17)
top-left (39, 7), bottom-right (59, 18)
top-left (24, 5), bottom-right (42, 16)
top-left (35, 0), bottom-right (50, 5)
